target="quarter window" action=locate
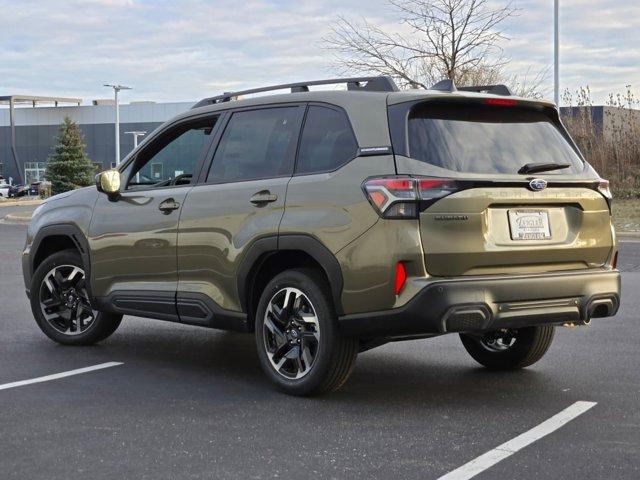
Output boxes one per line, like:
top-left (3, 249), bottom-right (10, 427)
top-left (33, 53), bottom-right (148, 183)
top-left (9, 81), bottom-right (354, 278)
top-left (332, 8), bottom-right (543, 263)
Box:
top-left (296, 106), bottom-right (358, 174)
top-left (207, 107), bottom-right (301, 183)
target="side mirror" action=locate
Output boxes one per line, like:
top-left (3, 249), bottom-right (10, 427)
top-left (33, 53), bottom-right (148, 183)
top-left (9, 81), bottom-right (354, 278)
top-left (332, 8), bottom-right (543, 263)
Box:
top-left (96, 169), bottom-right (121, 197)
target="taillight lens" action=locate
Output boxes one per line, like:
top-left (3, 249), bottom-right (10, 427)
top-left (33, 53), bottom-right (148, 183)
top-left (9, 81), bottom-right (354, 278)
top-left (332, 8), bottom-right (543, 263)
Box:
top-left (597, 179), bottom-right (612, 210)
top-left (417, 178), bottom-right (459, 201)
top-left (598, 179), bottom-right (612, 198)
top-left (363, 176), bottom-right (459, 219)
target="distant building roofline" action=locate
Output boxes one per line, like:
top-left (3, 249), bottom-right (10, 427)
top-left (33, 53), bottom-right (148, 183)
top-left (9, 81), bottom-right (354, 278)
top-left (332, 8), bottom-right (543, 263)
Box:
top-left (0, 95), bottom-right (82, 106)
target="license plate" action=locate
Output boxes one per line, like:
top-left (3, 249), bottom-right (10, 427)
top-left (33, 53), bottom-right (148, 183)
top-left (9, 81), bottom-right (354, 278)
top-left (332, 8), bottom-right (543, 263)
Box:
top-left (508, 210), bottom-right (551, 240)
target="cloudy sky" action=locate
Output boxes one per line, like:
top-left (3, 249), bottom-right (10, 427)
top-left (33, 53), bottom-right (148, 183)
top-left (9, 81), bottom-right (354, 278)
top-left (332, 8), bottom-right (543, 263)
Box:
top-left (0, 0), bottom-right (637, 105)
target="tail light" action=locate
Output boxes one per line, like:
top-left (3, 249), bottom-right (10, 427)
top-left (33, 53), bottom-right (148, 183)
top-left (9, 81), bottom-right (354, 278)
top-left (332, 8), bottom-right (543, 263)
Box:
top-left (363, 176), bottom-right (459, 219)
top-left (597, 179), bottom-right (612, 210)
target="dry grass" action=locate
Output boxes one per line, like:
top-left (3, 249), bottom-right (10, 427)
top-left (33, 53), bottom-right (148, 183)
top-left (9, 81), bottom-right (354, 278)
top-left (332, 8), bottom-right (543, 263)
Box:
top-left (612, 198), bottom-right (640, 233)
top-left (562, 86), bottom-right (640, 198)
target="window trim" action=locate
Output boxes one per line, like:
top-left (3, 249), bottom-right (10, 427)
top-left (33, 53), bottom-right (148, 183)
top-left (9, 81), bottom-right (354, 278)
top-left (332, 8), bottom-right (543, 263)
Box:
top-left (200, 103), bottom-right (306, 186)
top-left (119, 111), bottom-right (223, 193)
top-left (292, 102), bottom-right (360, 177)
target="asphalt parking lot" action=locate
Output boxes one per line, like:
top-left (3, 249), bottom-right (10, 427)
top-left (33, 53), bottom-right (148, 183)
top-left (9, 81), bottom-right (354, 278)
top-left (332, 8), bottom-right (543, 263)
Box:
top-left (1, 220), bottom-right (638, 480)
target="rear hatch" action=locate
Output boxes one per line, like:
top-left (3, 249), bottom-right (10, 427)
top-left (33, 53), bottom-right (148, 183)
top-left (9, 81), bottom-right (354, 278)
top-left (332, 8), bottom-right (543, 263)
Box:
top-left (388, 97), bottom-right (614, 276)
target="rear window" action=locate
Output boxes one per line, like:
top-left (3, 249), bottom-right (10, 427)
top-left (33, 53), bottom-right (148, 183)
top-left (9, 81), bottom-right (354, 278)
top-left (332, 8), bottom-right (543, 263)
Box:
top-left (407, 104), bottom-right (584, 174)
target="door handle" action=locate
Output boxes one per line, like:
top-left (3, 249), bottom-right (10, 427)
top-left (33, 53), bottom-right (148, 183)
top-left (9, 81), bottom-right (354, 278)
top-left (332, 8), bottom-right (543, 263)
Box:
top-left (159, 198), bottom-right (180, 214)
top-left (250, 191), bottom-right (278, 205)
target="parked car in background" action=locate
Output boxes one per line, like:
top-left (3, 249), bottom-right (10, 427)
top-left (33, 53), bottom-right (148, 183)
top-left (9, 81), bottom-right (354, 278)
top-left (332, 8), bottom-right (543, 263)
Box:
top-left (28, 182), bottom-right (41, 196)
top-left (9, 184), bottom-right (26, 198)
top-left (0, 177), bottom-right (10, 198)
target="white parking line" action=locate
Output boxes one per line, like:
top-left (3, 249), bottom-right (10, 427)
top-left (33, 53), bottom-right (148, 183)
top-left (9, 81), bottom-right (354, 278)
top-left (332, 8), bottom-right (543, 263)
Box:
top-left (0, 362), bottom-right (123, 391)
top-left (437, 401), bottom-right (597, 480)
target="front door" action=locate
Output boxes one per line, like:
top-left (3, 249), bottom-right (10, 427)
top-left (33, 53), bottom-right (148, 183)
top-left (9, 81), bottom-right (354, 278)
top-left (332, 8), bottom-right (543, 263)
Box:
top-left (177, 105), bottom-right (304, 326)
top-left (88, 115), bottom-right (219, 315)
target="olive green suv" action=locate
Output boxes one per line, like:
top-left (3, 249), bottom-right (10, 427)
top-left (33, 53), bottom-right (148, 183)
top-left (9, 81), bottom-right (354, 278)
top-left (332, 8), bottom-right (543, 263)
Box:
top-left (23, 76), bottom-right (621, 395)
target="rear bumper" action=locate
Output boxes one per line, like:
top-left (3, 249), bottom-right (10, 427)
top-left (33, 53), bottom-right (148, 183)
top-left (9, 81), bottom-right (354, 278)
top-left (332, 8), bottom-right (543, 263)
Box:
top-left (338, 269), bottom-right (620, 337)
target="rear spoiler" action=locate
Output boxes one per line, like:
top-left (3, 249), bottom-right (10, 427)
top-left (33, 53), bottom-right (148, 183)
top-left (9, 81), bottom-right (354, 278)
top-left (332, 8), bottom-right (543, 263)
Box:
top-left (429, 79), bottom-right (513, 96)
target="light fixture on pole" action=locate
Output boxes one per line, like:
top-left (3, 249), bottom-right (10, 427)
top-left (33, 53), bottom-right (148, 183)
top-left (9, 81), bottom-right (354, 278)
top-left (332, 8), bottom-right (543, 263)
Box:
top-left (125, 131), bottom-right (147, 183)
top-left (103, 84), bottom-right (132, 166)
top-left (554, 0), bottom-right (559, 106)
top-left (125, 130), bottom-right (147, 150)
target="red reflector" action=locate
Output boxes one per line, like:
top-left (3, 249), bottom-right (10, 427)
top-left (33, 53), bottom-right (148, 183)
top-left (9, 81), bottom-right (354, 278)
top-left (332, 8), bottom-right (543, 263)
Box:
top-left (485, 98), bottom-right (518, 106)
top-left (395, 262), bottom-right (407, 295)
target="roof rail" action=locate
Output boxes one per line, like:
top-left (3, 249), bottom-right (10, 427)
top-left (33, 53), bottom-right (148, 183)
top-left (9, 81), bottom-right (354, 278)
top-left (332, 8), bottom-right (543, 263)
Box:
top-left (457, 84), bottom-right (513, 96)
top-left (192, 76), bottom-right (399, 109)
top-left (428, 79), bottom-right (513, 96)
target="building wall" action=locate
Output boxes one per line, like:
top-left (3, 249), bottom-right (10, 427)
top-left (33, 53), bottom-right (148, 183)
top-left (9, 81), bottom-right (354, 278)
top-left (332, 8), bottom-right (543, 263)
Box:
top-left (0, 101), bottom-right (193, 182)
top-left (559, 106), bottom-right (605, 137)
top-left (602, 106), bottom-right (640, 142)
top-left (560, 105), bottom-right (640, 143)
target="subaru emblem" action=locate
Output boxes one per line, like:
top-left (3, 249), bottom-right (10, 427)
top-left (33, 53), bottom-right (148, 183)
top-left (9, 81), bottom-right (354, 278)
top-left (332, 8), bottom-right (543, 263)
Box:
top-left (529, 178), bottom-right (547, 191)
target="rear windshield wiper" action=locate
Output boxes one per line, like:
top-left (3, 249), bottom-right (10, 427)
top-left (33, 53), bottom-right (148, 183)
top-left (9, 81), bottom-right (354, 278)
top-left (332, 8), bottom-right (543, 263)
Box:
top-left (518, 162), bottom-right (571, 174)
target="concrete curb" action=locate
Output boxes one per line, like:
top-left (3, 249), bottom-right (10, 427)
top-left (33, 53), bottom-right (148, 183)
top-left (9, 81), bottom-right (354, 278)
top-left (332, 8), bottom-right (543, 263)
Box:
top-left (0, 199), bottom-right (43, 208)
top-left (618, 231), bottom-right (640, 239)
top-left (2, 212), bottom-right (32, 224)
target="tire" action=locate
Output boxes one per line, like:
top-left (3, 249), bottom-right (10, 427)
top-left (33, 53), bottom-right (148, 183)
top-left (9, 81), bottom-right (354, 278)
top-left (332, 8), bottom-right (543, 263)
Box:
top-left (30, 249), bottom-right (122, 346)
top-left (459, 326), bottom-right (555, 370)
top-left (255, 268), bottom-right (358, 396)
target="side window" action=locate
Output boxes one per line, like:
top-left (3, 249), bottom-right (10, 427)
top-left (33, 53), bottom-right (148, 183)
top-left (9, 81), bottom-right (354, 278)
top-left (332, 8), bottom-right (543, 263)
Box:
top-left (296, 106), bottom-right (358, 175)
top-left (207, 107), bottom-right (301, 183)
top-left (128, 116), bottom-right (217, 189)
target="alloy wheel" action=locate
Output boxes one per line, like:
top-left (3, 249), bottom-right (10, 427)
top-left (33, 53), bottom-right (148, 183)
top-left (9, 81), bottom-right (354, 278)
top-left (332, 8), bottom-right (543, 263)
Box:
top-left (479, 329), bottom-right (517, 352)
top-left (39, 265), bottom-right (96, 335)
top-left (263, 287), bottom-right (320, 379)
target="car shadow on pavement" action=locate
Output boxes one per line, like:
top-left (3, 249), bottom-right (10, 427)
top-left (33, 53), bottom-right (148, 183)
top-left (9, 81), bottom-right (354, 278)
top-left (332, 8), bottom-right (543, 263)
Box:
top-left (66, 321), bottom-right (557, 409)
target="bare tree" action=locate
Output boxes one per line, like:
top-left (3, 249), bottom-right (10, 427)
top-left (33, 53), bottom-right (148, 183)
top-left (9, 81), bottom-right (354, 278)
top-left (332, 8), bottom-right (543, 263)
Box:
top-left (324, 0), bottom-right (544, 95)
top-left (508, 66), bottom-right (550, 99)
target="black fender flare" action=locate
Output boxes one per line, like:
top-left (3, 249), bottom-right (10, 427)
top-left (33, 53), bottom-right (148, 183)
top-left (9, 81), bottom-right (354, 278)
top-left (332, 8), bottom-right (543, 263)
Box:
top-left (236, 234), bottom-right (344, 316)
top-left (30, 223), bottom-right (93, 299)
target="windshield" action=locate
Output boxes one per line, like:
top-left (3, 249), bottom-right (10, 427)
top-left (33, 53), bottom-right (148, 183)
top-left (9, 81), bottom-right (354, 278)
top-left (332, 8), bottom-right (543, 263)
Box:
top-left (407, 104), bottom-right (585, 175)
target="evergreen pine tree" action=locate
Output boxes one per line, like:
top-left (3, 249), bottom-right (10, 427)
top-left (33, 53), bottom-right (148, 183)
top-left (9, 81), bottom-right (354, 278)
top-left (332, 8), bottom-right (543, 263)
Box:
top-left (46, 116), bottom-right (95, 195)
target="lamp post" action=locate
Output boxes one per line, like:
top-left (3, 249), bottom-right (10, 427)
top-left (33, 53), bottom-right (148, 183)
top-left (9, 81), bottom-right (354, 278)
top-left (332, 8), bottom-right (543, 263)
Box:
top-left (554, 0), bottom-right (559, 106)
top-left (125, 131), bottom-right (147, 183)
top-left (125, 130), bottom-right (146, 150)
top-left (103, 84), bottom-right (132, 166)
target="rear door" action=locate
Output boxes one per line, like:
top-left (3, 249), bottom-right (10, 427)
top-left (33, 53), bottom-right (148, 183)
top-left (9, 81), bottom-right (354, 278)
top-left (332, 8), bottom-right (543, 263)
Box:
top-left (176, 105), bottom-right (305, 322)
top-left (389, 100), bottom-right (614, 276)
